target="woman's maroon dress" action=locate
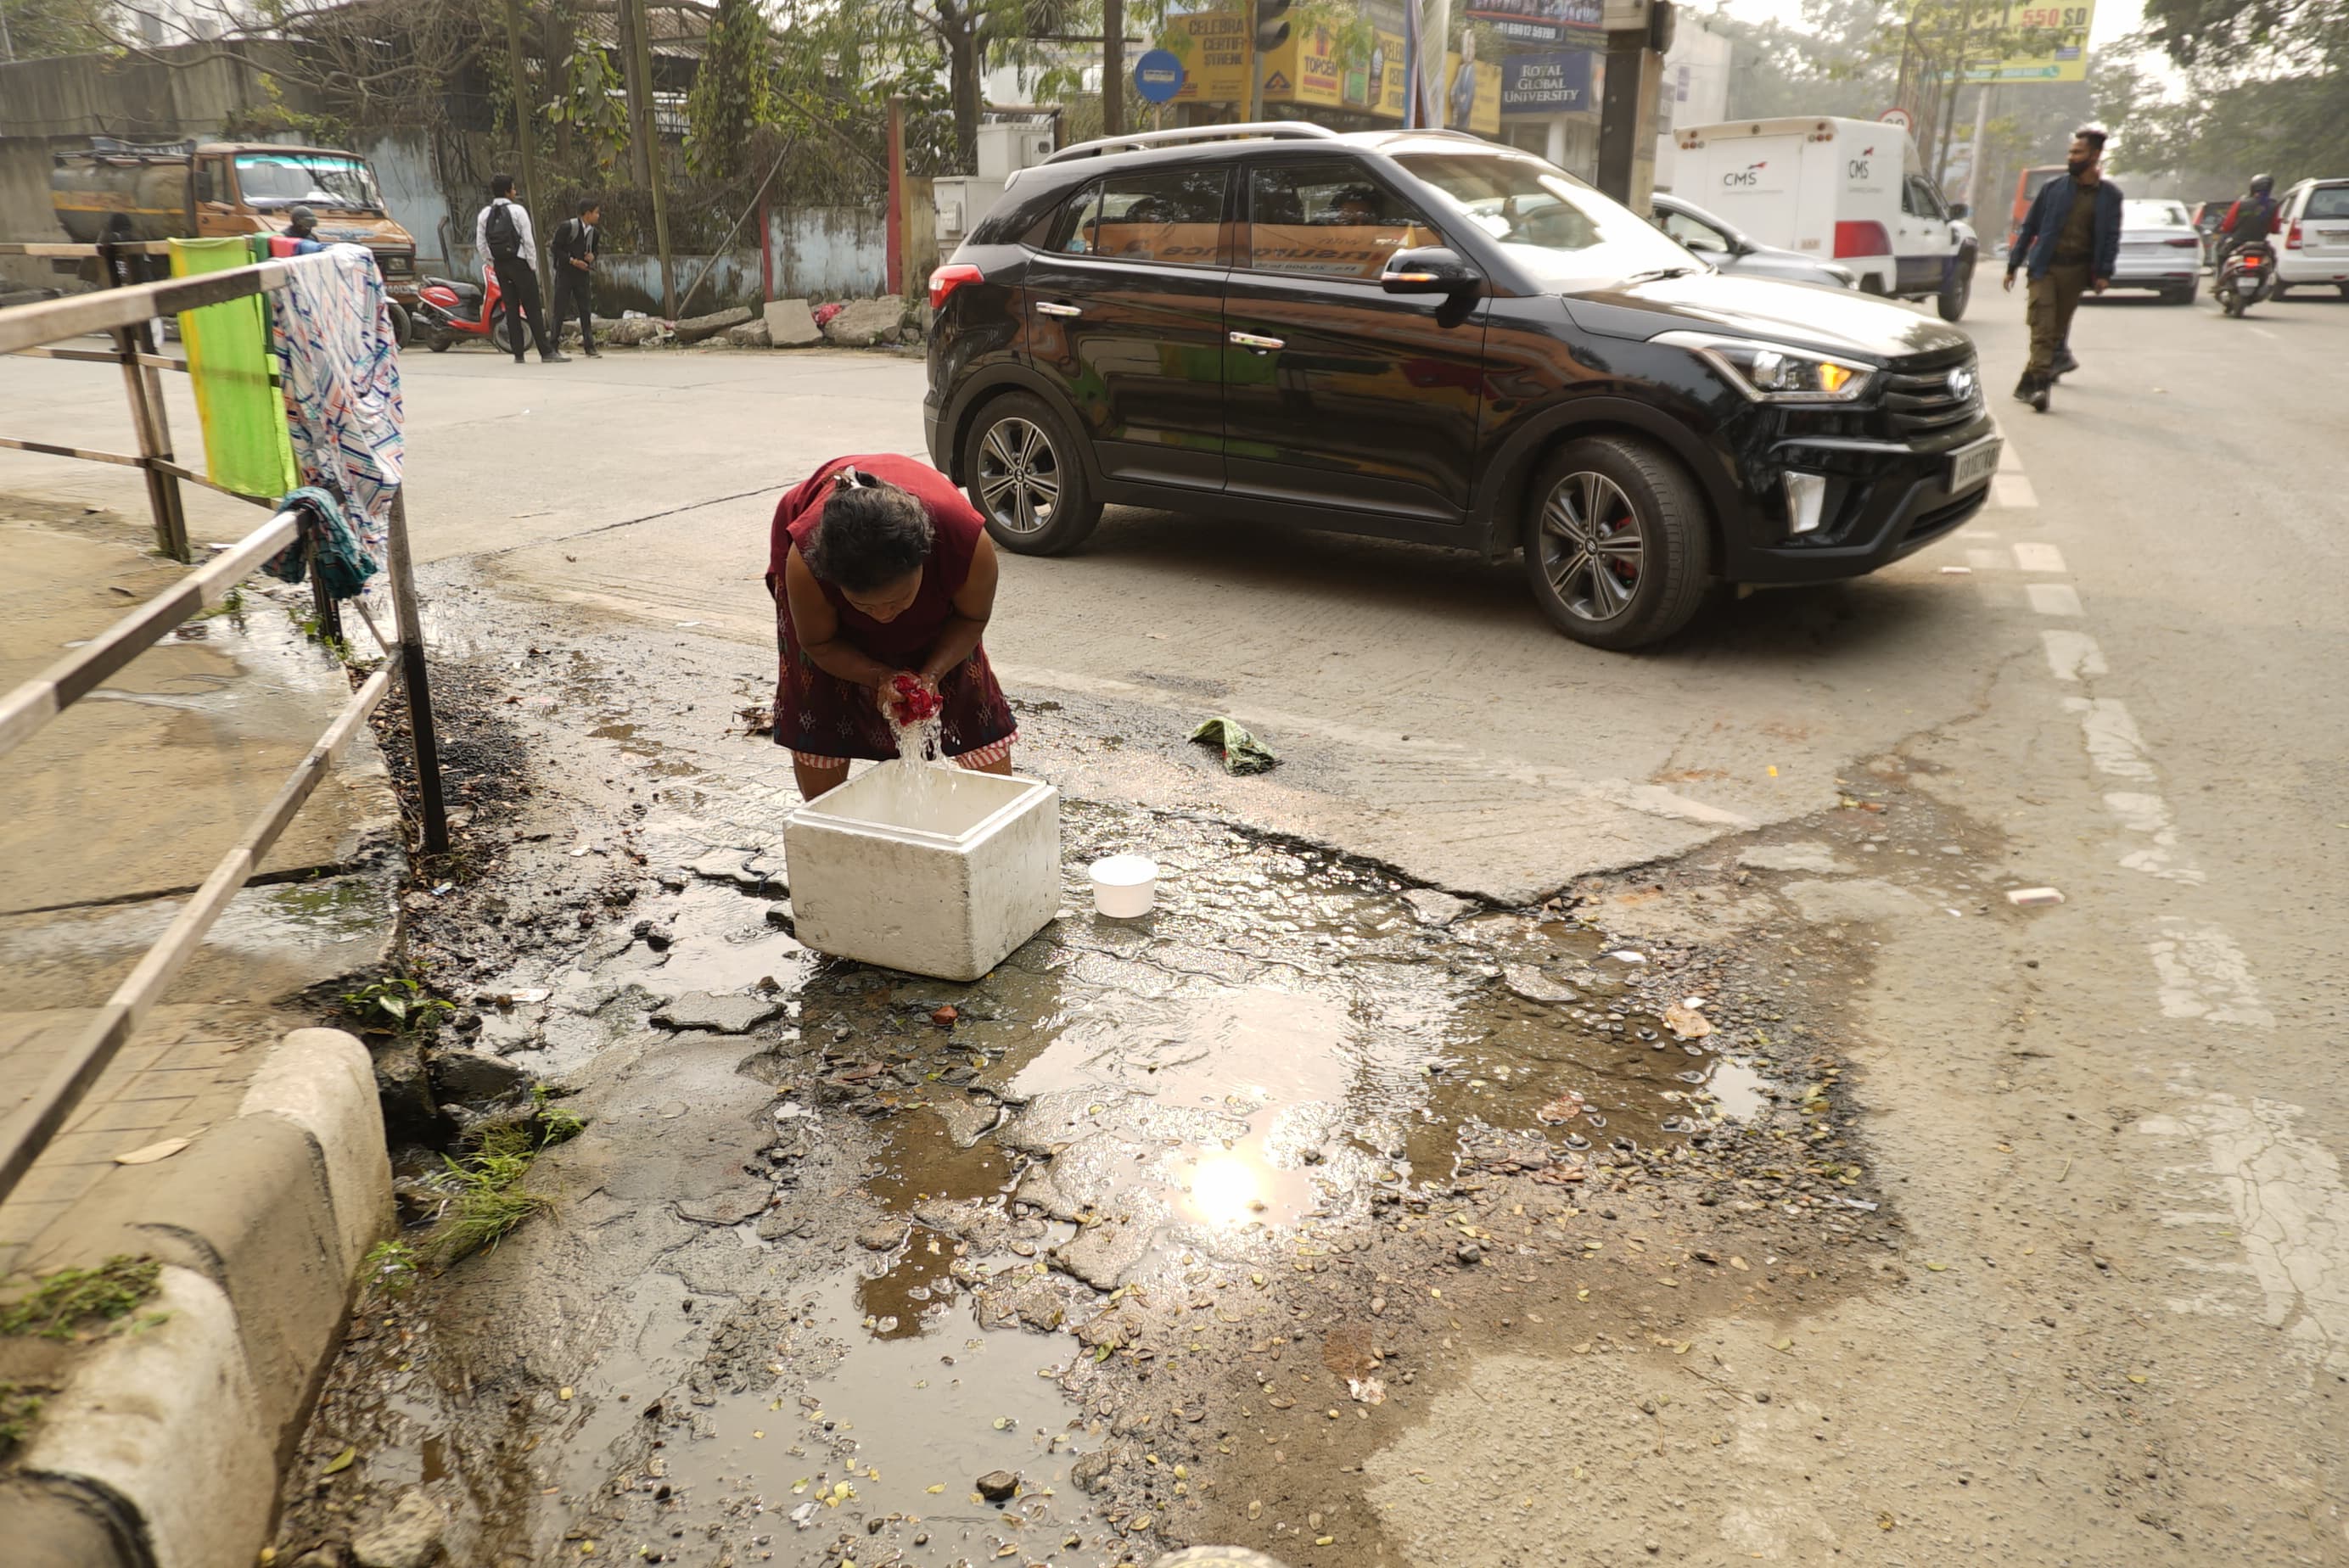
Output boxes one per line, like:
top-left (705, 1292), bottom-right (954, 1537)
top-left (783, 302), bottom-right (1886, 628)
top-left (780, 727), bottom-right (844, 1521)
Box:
top-left (765, 454), bottom-right (1016, 764)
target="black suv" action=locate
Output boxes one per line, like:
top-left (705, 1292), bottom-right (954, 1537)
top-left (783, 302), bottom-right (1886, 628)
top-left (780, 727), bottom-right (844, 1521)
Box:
top-left (924, 124), bottom-right (1999, 649)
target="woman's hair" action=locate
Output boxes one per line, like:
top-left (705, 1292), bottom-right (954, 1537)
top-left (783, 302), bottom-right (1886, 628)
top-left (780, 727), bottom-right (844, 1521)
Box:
top-left (804, 468), bottom-right (934, 594)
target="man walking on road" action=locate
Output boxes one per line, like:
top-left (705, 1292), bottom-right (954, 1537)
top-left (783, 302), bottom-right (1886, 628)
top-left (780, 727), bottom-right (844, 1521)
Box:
top-left (474, 174), bottom-right (568, 365)
top-left (551, 198), bottom-right (603, 358)
top-left (2004, 127), bottom-right (2120, 413)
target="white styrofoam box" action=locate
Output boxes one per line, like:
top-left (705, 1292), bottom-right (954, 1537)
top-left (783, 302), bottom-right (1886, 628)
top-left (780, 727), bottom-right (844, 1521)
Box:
top-left (783, 766), bottom-right (1061, 982)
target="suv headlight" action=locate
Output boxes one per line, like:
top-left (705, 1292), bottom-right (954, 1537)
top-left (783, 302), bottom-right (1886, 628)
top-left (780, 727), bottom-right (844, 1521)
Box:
top-left (1654, 330), bottom-right (1875, 404)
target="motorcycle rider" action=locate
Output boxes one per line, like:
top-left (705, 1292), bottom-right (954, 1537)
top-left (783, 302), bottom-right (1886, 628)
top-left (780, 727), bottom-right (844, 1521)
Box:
top-left (2215, 173), bottom-right (2279, 266)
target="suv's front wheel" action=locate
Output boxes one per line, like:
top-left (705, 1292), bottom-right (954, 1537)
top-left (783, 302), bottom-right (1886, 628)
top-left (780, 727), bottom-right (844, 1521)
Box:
top-left (961, 393), bottom-right (1101, 556)
top-left (1522, 436), bottom-right (1713, 650)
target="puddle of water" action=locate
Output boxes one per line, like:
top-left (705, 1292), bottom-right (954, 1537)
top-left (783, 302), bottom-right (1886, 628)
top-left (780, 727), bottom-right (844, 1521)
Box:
top-left (596, 881), bottom-right (810, 999)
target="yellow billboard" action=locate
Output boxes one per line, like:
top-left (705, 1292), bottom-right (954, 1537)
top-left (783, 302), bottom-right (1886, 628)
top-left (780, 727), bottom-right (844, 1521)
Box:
top-left (1262, 25), bottom-right (1413, 119)
top-left (1442, 50), bottom-right (1504, 134)
top-left (1964, 0), bottom-right (2094, 82)
top-left (1168, 9), bottom-right (1251, 104)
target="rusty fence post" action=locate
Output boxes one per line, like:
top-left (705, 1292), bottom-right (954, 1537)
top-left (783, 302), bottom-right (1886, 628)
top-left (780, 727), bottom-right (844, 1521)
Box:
top-left (384, 489), bottom-right (449, 854)
top-left (101, 240), bottom-right (191, 562)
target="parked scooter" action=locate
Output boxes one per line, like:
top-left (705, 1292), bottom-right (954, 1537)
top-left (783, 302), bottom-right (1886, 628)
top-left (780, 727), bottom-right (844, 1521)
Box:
top-left (2214, 239), bottom-right (2276, 317)
top-left (415, 264), bottom-right (516, 353)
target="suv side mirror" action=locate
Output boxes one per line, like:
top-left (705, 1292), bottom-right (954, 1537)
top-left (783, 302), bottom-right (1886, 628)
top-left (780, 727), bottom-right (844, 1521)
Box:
top-left (1381, 247), bottom-right (1482, 295)
top-left (1948, 201), bottom-right (1970, 221)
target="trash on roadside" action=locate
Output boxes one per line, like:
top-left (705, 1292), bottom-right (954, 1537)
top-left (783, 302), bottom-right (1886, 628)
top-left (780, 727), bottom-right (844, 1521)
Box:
top-left (1663, 1000), bottom-right (1713, 1039)
top-left (1189, 715), bottom-right (1279, 776)
top-left (1939, 565), bottom-right (1973, 575)
top-left (1604, 949), bottom-right (1647, 965)
top-left (1348, 1376), bottom-right (1387, 1405)
top-left (114, 1136), bottom-right (191, 1165)
top-left (2006, 887), bottom-right (2066, 906)
top-left (1535, 1092), bottom-right (1585, 1125)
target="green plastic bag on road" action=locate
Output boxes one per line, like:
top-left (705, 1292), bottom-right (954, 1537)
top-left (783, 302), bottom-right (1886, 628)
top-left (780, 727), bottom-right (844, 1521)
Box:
top-left (1190, 715), bottom-right (1279, 776)
top-left (170, 236), bottom-right (296, 501)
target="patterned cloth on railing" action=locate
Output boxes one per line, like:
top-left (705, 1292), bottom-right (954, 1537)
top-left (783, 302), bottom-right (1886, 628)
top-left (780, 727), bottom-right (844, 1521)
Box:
top-left (262, 486), bottom-right (379, 600)
top-left (270, 245), bottom-right (404, 551)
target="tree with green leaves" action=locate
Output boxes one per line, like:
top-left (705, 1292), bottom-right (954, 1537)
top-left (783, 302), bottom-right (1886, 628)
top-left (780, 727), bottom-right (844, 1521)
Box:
top-left (2, 0), bottom-right (115, 59)
top-left (687, 0), bottom-right (774, 177)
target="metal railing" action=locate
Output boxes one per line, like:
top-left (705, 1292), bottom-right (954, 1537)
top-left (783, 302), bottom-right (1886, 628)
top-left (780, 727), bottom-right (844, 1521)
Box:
top-left (0, 254), bottom-right (449, 1202)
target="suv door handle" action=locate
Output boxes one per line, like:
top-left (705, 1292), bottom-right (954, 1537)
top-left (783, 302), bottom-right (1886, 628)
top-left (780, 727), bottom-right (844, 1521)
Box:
top-left (1229, 331), bottom-right (1284, 351)
top-left (1034, 300), bottom-right (1082, 317)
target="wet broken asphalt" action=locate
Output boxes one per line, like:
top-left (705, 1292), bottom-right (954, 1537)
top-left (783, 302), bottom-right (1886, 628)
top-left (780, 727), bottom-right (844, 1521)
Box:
top-left (272, 591), bottom-right (1892, 1568)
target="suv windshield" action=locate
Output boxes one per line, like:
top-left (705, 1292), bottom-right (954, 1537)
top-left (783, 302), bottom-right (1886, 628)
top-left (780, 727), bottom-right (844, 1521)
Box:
top-left (233, 152), bottom-right (384, 213)
top-left (1395, 152), bottom-right (1696, 288)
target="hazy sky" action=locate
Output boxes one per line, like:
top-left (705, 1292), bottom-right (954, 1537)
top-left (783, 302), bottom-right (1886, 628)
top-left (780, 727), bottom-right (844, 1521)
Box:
top-left (1705, 0), bottom-right (2148, 53)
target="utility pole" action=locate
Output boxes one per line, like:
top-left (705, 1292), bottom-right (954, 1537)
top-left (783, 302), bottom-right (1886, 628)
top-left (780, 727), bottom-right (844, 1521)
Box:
top-left (1935, 0), bottom-right (1980, 188)
top-left (499, 0), bottom-right (551, 303)
top-left (624, 0), bottom-right (676, 316)
top-left (617, 0), bottom-right (652, 188)
top-left (1963, 81), bottom-right (1993, 211)
top-left (1420, 0), bottom-right (1450, 126)
top-left (1103, 0), bottom-right (1124, 137)
top-left (1598, 0), bottom-right (1671, 213)
top-left (1250, 0), bottom-right (1290, 122)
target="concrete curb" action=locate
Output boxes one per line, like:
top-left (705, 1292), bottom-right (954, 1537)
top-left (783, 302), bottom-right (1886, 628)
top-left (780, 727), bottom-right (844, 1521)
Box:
top-left (13, 1028), bottom-right (390, 1568)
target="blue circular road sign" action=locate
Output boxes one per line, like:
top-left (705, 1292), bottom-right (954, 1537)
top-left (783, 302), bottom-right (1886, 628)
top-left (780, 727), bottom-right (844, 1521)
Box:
top-left (1134, 49), bottom-right (1186, 104)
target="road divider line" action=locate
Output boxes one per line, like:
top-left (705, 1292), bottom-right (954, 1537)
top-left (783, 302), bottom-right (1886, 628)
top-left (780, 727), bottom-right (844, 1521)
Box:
top-left (1966, 546), bottom-right (2005, 572)
top-left (2042, 630), bottom-right (2108, 682)
top-left (2061, 695), bottom-right (2157, 780)
top-left (2103, 791), bottom-right (2206, 883)
top-left (2027, 583), bottom-right (2084, 617)
top-left (2139, 1085), bottom-right (2346, 1368)
top-left (2012, 542), bottom-right (2067, 574)
top-left (2146, 919), bottom-right (2276, 1027)
top-left (1992, 474), bottom-right (2038, 510)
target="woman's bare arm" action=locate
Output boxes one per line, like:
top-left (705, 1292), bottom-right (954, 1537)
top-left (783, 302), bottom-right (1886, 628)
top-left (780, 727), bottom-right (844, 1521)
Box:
top-left (917, 533), bottom-right (999, 684)
top-left (784, 546), bottom-right (899, 690)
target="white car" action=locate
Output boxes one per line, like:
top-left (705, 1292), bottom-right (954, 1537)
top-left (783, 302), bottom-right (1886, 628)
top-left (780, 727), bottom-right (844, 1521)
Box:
top-left (2111, 198), bottom-right (2202, 304)
top-left (2273, 178), bottom-right (2349, 299)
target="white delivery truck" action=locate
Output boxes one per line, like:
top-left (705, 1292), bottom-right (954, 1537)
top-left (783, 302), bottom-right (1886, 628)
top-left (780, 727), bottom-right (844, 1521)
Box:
top-left (1668, 116), bottom-right (1979, 321)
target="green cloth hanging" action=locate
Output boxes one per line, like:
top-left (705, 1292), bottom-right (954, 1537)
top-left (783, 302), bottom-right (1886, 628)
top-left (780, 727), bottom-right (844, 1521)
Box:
top-left (169, 237), bottom-right (295, 499)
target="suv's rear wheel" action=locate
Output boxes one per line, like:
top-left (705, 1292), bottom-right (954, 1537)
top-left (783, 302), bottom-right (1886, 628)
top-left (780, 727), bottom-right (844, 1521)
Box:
top-left (1522, 436), bottom-right (1713, 650)
top-left (961, 393), bottom-right (1101, 556)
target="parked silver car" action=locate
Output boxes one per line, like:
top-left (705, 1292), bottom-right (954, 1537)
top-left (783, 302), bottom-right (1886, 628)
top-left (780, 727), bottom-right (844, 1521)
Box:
top-left (2111, 198), bottom-right (2203, 304)
top-left (1649, 193), bottom-right (1858, 290)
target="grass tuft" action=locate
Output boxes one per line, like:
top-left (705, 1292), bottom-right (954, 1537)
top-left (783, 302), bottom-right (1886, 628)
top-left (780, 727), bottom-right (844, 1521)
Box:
top-left (0, 1256), bottom-right (161, 1341)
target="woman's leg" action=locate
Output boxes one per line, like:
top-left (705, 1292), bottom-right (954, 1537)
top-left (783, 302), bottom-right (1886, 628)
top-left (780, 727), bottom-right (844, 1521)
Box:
top-left (793, 756), bottom-right (850, 799)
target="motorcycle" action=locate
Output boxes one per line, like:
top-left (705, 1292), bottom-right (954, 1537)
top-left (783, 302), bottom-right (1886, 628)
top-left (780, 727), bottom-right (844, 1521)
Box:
top-left (2214, 239), bottom-right (2275, 317)
top-left (415, 264), bottom-right (516, 353)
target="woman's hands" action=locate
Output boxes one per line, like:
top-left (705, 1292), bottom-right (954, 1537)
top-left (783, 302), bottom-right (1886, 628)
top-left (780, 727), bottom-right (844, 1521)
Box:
top-left (877, 671), bottom-right (941, 725)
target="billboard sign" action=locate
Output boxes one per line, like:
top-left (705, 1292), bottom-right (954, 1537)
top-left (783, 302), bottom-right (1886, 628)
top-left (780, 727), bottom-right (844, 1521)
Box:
top-left (1964, 0), bottom-right (2094, 81)
top-left (1500, 50), bottom-right (1597, 115)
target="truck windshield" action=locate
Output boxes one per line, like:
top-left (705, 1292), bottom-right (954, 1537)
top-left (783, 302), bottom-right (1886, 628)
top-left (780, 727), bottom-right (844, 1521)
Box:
top-left (233, 153), bottom-right (384, 213)
top-left (1393, 152), bottom-right (1695, 288)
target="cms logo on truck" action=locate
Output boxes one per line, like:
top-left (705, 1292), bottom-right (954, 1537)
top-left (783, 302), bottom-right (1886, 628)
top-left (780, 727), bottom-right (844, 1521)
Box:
top-left (1848, 148), bottom-right (1874, 180)
top-left (1722, 161), bottom-right (1768, 188)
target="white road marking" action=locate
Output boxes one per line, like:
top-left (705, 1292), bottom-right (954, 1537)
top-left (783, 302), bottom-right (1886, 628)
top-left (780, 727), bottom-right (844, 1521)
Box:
top-left (1992, 473), bottom-right (2038, 510)
top-left (2012, 542), bottom-right (2067, 574)
top-left (1998, 443), bottom-right (2024, 473)
top-left (1966, 546), bottom-right (2006, 572)
top-left (2103, 791), bottom-right (2206, 883)
top-left (2146, 919), bottom-right (2275, 1027)
top-left (2027, 582), bottom-right (2084, 616)
top-left (2248, 326), bottom-right (2279, 342)
top-left (2062, 695), bottom-right (2156, 779)
top-left (2140, 1088), bottom-right (2346, 1368)
top-left (2041, 630), bottom-right (2108, 682)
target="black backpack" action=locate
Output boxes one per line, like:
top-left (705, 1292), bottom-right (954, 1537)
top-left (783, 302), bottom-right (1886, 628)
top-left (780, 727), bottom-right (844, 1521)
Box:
top-left (485, 199), bottom-right (521, 259)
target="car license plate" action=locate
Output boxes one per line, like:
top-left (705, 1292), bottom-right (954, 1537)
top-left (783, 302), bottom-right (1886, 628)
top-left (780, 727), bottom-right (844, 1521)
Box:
top-left (1948, 435), bottom-right (2000, 494)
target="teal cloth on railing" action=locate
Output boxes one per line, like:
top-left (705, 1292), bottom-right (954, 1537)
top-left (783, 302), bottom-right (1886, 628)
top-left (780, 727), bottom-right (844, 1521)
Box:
top-left (265, 485), bottom-right (379, 600)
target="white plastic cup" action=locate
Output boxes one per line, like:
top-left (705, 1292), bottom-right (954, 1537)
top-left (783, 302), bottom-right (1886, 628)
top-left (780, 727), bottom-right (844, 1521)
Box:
top-left (1090, 854), bottom-right (1158, 919)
